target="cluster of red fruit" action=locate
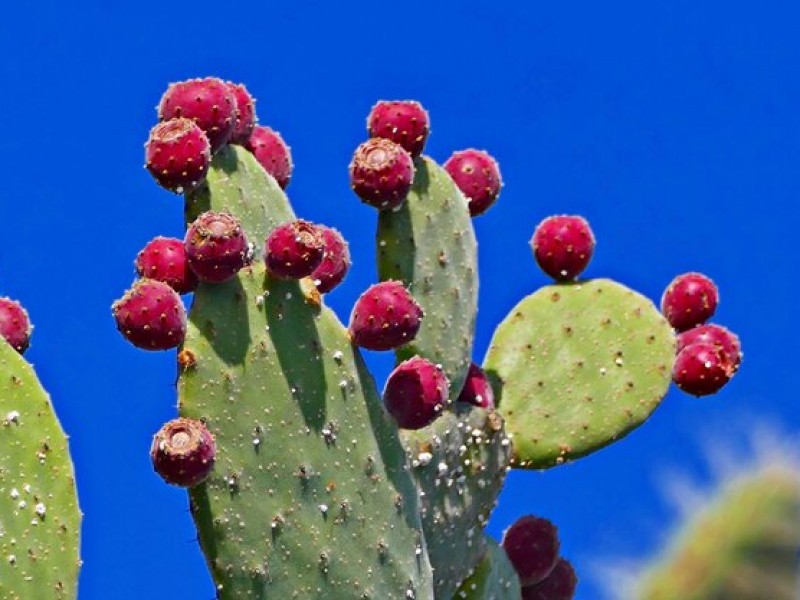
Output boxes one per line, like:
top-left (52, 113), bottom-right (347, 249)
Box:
top-left (0, 297), bottom-right (32, 354)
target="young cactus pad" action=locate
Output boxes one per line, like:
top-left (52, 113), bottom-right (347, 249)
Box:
top-left (454, 537), bottom-right (521, 600)
top-left (484, 279), bottom-right (675, 469)
top-left (0, 340), bottom-right (80, 599)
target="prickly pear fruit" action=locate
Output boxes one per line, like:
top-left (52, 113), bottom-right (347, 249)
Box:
top-left (349, 280), bottom-right (423, 351)
top-left (521, 558), bottom-right (578, 600)
top-left (444, 149), bottom-right (502, 217)
top-left (677, 323), bottom-right (742, 373)
top-left (502, 515), bottom-right (561, 586)
top-left (150, 417), bottom-right (216, 487)
top-left (226, 82), bottom-right (256, 145)
top-left (135, 236), bottom-right (198, 294)
top-left (185, 211), bottom-right (250, 283)
top-left (310, 225), bottom-right (351, 293)
top-left (349, 137), bottom-right (414, 210)
top-left (457, 362), bottom-right (495, 409)
top-left (264, 219), bottom-right (324, 279)
top-left (0, 297), bottom-right (31, 353)
top-left (157, 77), bottom-right (236, 152)
top-left (112, 279), bottom-right (186, 350)
top-left (661, 272), bottom-right (719, 332)
top-left (383, 356), bottom-right (449, 429)
top-left (145, 118), bottom-right (211, 193)
top-left (530, 215), bottom-right (595, 281)
top-left (245, 125), bottom-right (293, 189)
top-left (672, 342), bottom-right (732, 396)
top-left (367, 100), bottom-right (430, 157)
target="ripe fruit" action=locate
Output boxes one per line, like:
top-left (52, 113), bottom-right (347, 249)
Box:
top-left (150, 418), bottom-right (216, 487)
top-left (226, 82), bottom-right (256, 145)
top-left (521, 558), bottom-right (577, 600)
top-left (677, 324), bottom-right (742, 373)
top-left (383, 356), bottom-right (449, 430)
top-left (135, 236), bottom-right (198, 294)
top-left (145, 118), bottom-right (211, 193)
top-left (367, 100), bottom-right (430, 156)
top-left (672, 342), bottom-right (732, 397)
top-left (444, 149), bottom-right (502, 217)
top-left (112, 279), bottom-right (186, 350)
top-left (264, 220), bottom-right (325, 279)
top-left (157, 77), bottom-right (237, 152)
top-left (349, 280), bottom-right (423, 351)
top-left (245, 126), bottom-right (293, 189)
top-left (530, 215), bottom-right (595, 281)
top-left (501, 515), bottom-right (561, 586)
top-left (185, 211), bottom-right (250, 283)
top-left (349, 138), bottom-right (414, 210)
top-left (0, 298), bottom-right (31, 354)
top-left (456, 362), bottom-right (495, 409)
top-left (661, 272), bottom-right (719, 332)
top-left (310, 225), bottom-right (351, 293)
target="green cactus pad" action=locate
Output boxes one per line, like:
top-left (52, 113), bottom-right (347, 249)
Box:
top-left (484, 279), bottom-right (674, 469)
top-left (403, 405), bottom-right (513, 598)
top-left (0, 341), bottom-right (80, 599)
top-left (377, 156), bottom-right (478, 401)
top-left (453, 537), bottom-right (521, 600)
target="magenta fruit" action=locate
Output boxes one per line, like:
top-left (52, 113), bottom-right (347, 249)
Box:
top-left (245, 125), bottom-right (293, 189)
top-left (501, 515), bottom-right (561, 586)
top-left (677, 323), bottom-right (742, 373)
top-left (456, 362), bottom-right (495, 409)
top-left (135, 236), bottom-right (198, 295)
top-left (185, 211), bottom-right (250, 284)
top-left (349, 137), bottom-right (414, 210)
top-left (310, 225), bottom-right (351, 293)
top-left (112, 279), bottom-right (186, 351)
top-left (521, 558), bottom-right (578, 600)
top-left (226, 82), bottom-right (256, 145)
top-left (264, 220), bottom-right (325, 279)
top-left (661, 272), bottom-right (719, 332)
top-left (444, 149), bottom-right (502, 217)
top-left (150, 417), bottom-right (216, 487)
top-left (672, 342), bottom-right (732, 397)
top-left (349, 280), bottom-right (423, 351)
top-left (367, 100), bottom-right (430, 157)
top-left (145, 118), bottom-right (211, 194)
top-left (0, 298), bottom-right (31, 354)
top-left (383, 356), bottom-right (449, 430)
top-left (157, 77), bottom-right (237, 153)
top-left (530, 215), bottom-right (595, 281)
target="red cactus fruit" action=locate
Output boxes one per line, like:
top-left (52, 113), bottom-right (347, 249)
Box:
top-left (245, 126), bottom-right (293, 189)
top-left (135, 236), bottom-right (198, 295)
top-left (226, 82), bottom-right (256, 145)
top-left (157, 77), bottom-right (237, 153)
top-left (310, 225), bottom-right (351, 293)
top-left (349, 138), bottom-right (415, 210)
top-left (521, 558), bottom-right (578, 600)
top-left (530, 215), bottom-right (595, 281)
top-left (444, 149), bottom-right (502, 217)
top-left (501, 515), bottom-right (561, 586)
top-left (677, 323), bottom-right (742, 374)
top-left (264, 220), bottom-right (325, 279)
top-left (145, 118), bottom-right (211, 194)
top-left (0, 298), bottom-right (31, 354)
top-left (367, 100), bottom-right (430, 157)
top-left (672, 342), bottom-right (732, 397)
top-left (349, 280), bottom-right (423, 351)
top-left (383, 356), bottom-right (449, 430)
top-left (150, 418), bottom-right (216, 487)
top-left (185, 211), bottom-right (250, 284)
top-left (661, 272), bottom-right (719, 332)
top-left (112, 279), bottom-right (186, 351)
top-left (456, 362), bottom-right (495, 409)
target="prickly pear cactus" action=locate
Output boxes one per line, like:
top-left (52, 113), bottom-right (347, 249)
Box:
top-left (454, 537), bottom-right (521, 600)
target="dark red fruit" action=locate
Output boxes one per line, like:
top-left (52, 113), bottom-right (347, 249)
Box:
top-left (521, 558), bottom-right (578, 600)
top-left (383, 356), bottom-right (449, 430)
top-left (530, 215), bottom-right (595, 281)
top-left (145, 118), bottom-right (211, 193)
top-left (677, 324), bottom-right (742, 373)
top-left (226, 82), bottom-right (256, 145)
top-left (264, 220), bottom-right (325, 279)
top-left (661, 272), bottom-right (719, 332)
top-left (349, 138), bottom-right (414, 210)
top-left (135, 236), bottom-right (198, 294)
top-left (444, 149), bottom-right (502, 217)
top-left (672, 342), bottom-right (732, 397)
top-left (310, 225), bottom-right (351, 293)
top-left (501, 515), bottom-right (561, 586)
top-left (150, 418), bottom-right (216, 487)
top-left (367, 100), bottom-right (430, 157)
top-left (349, 280), bottom-right (423, 351)
top-left (457, 362), bottom-right (495, 409)
top-left (245, 126), bottom-right (293, 189)
top-left (112, 279), bottom-right (186, 351)
top-left (185, 211), bottom-right (250, 283)
top-left (0, 298), bottom-right (31, 354)
top-left (158, 77), bottom-right (237, 152)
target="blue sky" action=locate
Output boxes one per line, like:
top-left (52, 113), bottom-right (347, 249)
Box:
top-left (1, 1), bottom-right (798, 598)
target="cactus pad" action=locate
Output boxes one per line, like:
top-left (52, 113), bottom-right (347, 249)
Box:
top-left (453, 537), bottom-right (521, 600)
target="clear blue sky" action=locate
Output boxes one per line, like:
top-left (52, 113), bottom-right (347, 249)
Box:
top-left (1, 2), bottom-right (797, 598)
